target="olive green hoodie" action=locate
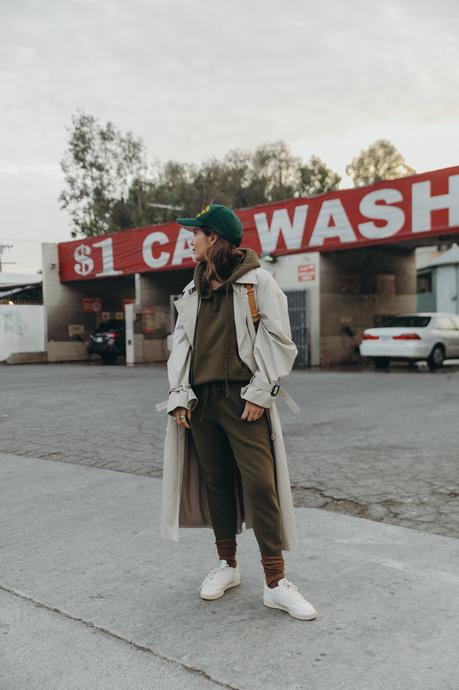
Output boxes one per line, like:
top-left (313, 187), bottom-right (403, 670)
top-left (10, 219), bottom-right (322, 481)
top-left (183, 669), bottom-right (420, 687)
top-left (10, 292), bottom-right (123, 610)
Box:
top-left (190, 248), bottom-right (261, 400)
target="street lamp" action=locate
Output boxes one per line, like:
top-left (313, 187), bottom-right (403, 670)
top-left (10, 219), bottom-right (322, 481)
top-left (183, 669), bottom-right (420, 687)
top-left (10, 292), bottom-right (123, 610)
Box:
top-left (261, 253), bottom-right (277, 263)
top-left (146, 203), bottom-right (185, 223)
top-left (146, 203), bottom-right (184, 211)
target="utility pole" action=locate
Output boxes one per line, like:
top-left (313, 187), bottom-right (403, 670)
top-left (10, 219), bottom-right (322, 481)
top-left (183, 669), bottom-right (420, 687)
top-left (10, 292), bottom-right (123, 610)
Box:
top-left (0, 244), bottom-right (13, 271)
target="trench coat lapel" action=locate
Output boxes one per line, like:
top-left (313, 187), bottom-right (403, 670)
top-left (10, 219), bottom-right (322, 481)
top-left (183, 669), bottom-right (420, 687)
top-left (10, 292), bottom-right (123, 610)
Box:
top-left (174, 290), bottom-right (199, 346)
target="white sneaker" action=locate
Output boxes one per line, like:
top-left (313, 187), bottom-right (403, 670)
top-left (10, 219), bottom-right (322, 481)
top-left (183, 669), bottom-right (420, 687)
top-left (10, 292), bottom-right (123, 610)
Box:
top-left (263, 578), bottom-right (317, 620)
top-left (199, 560), bottom-right (240, 600)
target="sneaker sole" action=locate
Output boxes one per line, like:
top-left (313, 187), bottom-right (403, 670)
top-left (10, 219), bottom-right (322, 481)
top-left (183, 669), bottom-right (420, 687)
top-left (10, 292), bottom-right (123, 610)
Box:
top-left (263, 600), bottom-right (317, 620)
top-left (200, 577), bottom-right (241, 601)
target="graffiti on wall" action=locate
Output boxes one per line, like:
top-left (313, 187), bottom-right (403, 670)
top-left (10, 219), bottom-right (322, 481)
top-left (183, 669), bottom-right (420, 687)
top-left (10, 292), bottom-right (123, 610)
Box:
top-left (0, 309), bottom-right (28, 337)
top-left (0, 305), bottom-right (45, 361)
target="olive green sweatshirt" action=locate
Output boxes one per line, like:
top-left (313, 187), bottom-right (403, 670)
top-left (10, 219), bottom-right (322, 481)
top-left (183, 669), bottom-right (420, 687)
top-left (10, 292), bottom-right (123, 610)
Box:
top-left (190, 248), bottom-right (261, 393)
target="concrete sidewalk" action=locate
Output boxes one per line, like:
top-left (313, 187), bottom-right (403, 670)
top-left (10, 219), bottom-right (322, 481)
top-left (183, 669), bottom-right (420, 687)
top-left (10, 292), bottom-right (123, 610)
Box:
top-left (1, 453), bottom-right (458, 690)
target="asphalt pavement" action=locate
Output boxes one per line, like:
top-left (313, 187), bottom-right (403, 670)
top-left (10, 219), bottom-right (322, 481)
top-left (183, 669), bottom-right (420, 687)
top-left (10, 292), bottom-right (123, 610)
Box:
top-left (1, 363), bottom-right (458, 537)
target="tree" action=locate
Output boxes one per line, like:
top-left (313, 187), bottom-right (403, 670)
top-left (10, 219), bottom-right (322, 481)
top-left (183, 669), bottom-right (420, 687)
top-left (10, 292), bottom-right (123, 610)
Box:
top-left (59, 114), bottom-right (343, 234)
top-left (59, 112), bottom-right (147, 237)
top-left (131, 143), bottom-right (342, 218)
top-left (247, 141), bottom-right (302, 203)
top-left (298, 155), bottom-right (341, 196)
top-left (345, 139), bottom-right (415, 187)
top-left (130, 161), bottom-right (197, 226)
top-left (221, 149), bottom-right (253, 207)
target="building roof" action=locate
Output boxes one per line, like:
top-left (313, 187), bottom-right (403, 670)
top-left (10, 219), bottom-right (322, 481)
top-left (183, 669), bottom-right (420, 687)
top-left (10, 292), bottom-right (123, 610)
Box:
top-left (0, 272), bottom-right (42, 288)
top-left (427, 243), bottom-right (459, 269)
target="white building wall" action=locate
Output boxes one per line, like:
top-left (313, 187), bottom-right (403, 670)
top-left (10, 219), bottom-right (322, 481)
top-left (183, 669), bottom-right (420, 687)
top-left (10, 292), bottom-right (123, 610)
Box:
top-left (0, 305), bottom-right (45, 361)
top-left (263, 252), bottom-right (320, 367)
top-left (436, 265), bottom-right (459, 314)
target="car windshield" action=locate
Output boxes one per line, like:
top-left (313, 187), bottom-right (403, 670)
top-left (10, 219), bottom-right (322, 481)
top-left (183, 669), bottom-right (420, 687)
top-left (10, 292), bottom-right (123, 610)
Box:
top-left (95, 320), bottom-right (124, 333)
top-left (384, 316), bottom-right (431, 328)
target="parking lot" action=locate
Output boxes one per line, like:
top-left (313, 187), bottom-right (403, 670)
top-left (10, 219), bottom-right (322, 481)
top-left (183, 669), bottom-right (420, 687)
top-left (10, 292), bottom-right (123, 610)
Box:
top-left (1, 362), bottom-right (458, 538)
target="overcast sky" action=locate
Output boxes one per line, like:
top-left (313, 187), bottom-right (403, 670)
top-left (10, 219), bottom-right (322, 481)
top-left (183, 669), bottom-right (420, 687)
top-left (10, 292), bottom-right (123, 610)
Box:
top-left (1, 0), bottom-right (458, 273)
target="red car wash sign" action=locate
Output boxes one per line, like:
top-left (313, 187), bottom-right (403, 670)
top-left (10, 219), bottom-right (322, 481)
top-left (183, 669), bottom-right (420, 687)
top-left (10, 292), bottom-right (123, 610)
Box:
top-left (58, 166), bottom-right (459, 282)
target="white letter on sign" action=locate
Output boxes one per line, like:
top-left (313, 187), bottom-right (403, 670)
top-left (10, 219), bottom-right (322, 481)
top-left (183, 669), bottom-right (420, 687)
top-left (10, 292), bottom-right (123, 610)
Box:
top-left (93, 237), bottom-right (123, 276)
top-left (142, 232), bottom-right (170, 268)
top-left (358, 189), bottom-right (405, 239)
top-left (309, 199), bottom-right (356, 247)
top-left (254, 205), bottom-right (308, 254)
top-left (412, 174), bottom-right (459, 232)
top-left (172, 228), bottom-right (195, 266)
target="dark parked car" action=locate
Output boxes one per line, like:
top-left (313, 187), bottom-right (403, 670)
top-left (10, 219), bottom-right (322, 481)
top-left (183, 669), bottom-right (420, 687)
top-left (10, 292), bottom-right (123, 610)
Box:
top-left (87, 320), bottom-right (125, 364)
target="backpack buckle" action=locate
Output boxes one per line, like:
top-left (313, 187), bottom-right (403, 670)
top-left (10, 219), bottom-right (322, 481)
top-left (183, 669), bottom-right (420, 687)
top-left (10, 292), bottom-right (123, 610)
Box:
top-left (270, 384), bottom-right (280, 396)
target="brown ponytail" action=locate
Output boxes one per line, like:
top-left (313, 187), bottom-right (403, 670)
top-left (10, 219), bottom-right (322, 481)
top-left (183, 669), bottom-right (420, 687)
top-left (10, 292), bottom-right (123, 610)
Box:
top-left (201, 229), bottom-right (244, 291)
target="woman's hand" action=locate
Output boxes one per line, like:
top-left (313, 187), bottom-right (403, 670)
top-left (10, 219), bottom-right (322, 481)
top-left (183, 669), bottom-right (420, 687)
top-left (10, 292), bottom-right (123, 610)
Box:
top-left (172, 406), bottom-right (191, 429)
top-left (241, 400), bottom-right (265, 422)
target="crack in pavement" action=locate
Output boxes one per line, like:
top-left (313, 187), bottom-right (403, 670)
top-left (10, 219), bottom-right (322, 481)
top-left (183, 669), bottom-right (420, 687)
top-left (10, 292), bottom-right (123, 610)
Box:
top-left (0, 583), bottom-right (238, 690)
top-left (290, 485), bottom-right (459, 538)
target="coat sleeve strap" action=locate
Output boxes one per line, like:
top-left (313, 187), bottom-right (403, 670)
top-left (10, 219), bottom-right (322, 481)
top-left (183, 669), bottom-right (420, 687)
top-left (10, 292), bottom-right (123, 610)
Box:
top-left (277, 387), bottom-right (301, 414)
top-left (242, 376), bottom-right (301, 414)
top-left (244, 283), bottom-right (260, 329)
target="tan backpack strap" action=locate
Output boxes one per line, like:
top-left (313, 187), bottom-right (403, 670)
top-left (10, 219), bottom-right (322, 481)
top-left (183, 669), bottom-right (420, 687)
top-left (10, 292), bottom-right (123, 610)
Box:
top-left (244, 283), bottom-right (260, 326)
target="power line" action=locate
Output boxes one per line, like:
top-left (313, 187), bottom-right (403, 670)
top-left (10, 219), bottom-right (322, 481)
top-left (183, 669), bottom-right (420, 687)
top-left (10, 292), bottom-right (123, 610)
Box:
top-left (2, 266), bottom-right (40, 271)
top-left (0, 237), bottom-right (50, 244)
top-left (6, 251), bottom-right (39, 261)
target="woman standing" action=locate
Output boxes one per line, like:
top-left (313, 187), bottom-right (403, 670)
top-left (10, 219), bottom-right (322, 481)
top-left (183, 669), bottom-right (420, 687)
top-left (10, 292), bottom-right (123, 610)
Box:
top-left (160, 204), bottom-right (317, 621)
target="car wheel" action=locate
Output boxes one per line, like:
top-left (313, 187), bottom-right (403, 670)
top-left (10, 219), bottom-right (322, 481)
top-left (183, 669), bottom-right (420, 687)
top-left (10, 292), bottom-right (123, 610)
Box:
top-left (372, 357), bottom-right (390, 370)
top-left (427, 344), bottom-right (444, 370)
top-left (102, 352), bottom-right (117, 365)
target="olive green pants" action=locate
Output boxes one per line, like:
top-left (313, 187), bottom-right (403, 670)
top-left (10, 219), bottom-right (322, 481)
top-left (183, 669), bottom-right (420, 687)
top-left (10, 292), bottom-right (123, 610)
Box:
top-left (189, 381), bottom-right (283, 556)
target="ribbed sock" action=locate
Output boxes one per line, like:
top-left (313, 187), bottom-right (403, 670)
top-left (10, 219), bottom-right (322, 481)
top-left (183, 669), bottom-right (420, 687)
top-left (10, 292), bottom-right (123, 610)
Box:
top-left (261, 553), bottom-right (285, 588)
top-left (215, 536), bottom-right (237, 568)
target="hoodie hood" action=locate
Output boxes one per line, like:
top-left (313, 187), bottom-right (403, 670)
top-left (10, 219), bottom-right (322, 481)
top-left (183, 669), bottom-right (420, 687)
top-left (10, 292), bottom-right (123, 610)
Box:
top-left (191, 247), bottom-right (261, 405)
top-left (193, 247), bottom-right (261, 298)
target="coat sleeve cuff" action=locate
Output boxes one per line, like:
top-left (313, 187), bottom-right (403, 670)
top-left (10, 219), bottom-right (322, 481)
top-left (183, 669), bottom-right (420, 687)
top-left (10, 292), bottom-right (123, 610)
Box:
top-left (240, 377), bottom-right (280, 409)
top-left (167, 385), bottom-right (198, 415)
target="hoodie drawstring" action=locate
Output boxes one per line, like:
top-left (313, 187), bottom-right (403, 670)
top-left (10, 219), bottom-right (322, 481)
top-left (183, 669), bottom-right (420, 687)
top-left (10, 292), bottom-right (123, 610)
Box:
top-left (224, 282), bottom-right (229, 398)
top-left (199, 383), bottom-right (210, 422)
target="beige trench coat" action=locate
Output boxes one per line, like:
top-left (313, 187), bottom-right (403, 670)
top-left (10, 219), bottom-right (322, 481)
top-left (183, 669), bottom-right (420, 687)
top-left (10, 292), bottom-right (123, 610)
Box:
top-left (156, 266), bottom-right (301, 551)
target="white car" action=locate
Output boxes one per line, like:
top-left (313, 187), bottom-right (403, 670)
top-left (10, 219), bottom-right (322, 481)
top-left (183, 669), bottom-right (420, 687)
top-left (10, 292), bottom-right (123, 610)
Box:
top-left (359, 312), bottom-right (459, 370)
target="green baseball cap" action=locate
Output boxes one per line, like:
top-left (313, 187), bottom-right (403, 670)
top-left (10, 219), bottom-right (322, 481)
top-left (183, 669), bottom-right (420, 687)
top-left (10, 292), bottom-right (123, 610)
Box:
top-left (176, 203), bottom-right (243, 246)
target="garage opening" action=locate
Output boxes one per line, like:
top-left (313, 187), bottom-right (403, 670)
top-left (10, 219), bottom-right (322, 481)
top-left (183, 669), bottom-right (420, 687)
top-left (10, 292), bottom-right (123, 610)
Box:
top-left (285, 289), bottom-right (309, 367)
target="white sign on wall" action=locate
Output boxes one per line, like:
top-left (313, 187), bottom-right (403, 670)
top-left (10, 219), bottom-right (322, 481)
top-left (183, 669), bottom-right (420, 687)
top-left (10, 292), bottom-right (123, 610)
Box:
top-left (298, 264), bottom-right (316, 282)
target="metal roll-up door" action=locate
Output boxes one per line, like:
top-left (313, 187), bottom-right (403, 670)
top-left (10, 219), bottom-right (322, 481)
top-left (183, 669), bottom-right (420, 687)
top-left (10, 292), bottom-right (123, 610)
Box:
top-left (284, 289), bottom-right (309, 367)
